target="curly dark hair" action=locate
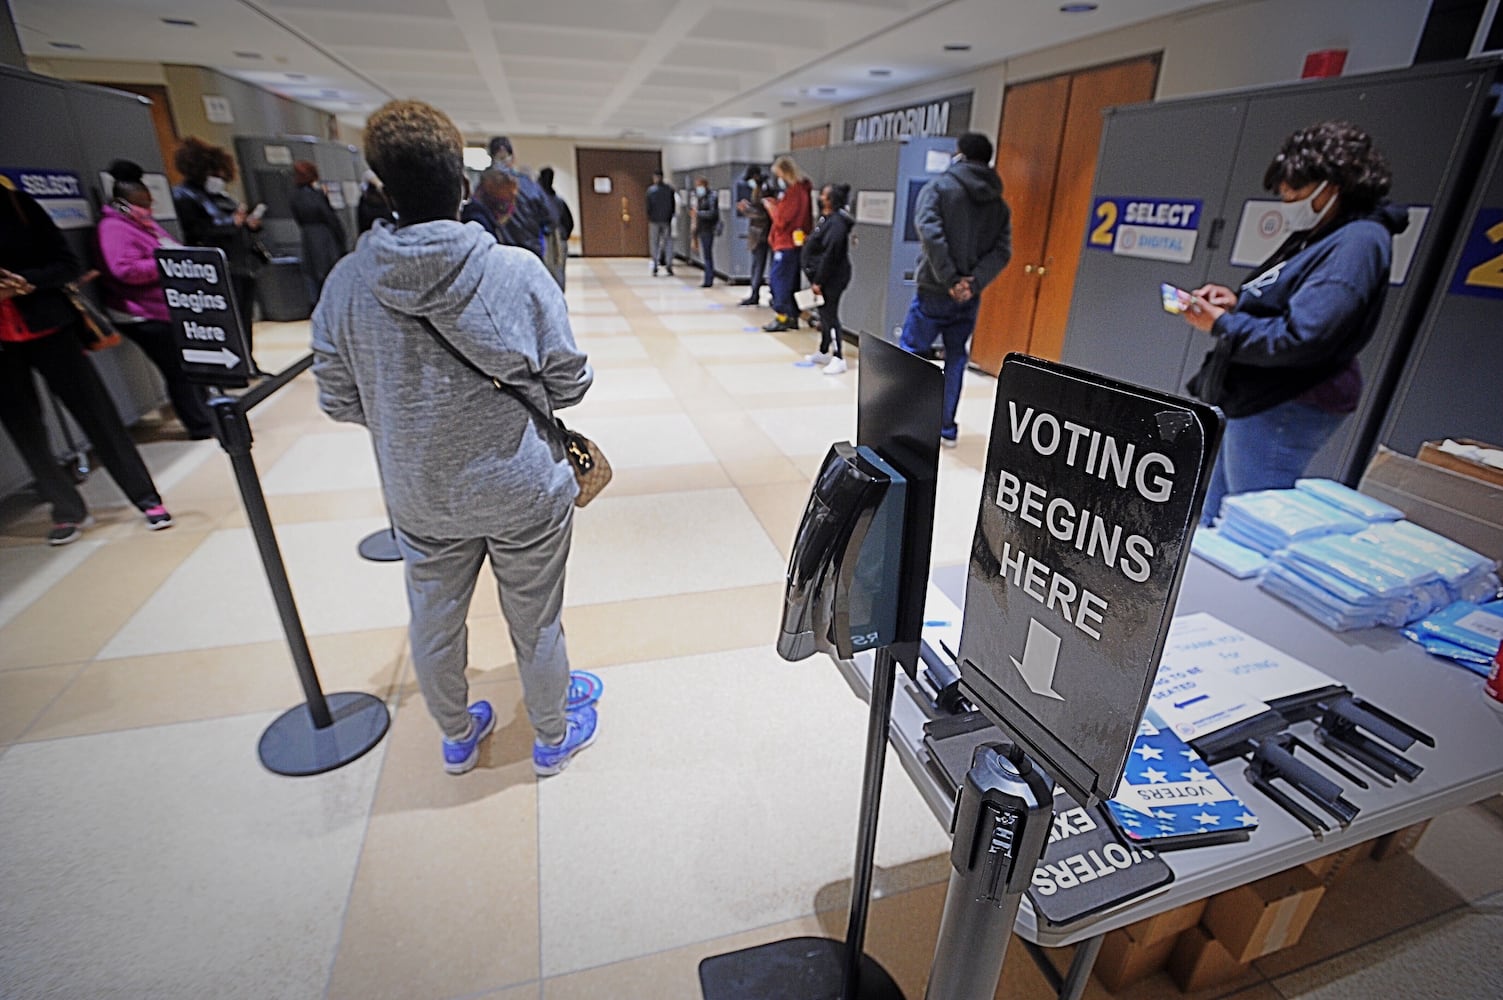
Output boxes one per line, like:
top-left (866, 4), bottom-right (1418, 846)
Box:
top-left (1263, 121), bottom-right (1391, 216)
top-left (173, 137), bottom-right (236, 186)
top-left (365, 100), bottom-right (464, 224)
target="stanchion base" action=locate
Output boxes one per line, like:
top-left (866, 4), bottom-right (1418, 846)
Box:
top-left (699, 936), bottom-right (904, 1000)
top-left (258, 692), bottom-right (391, 776)
top-left (357, 528), bottom-right (402, 562)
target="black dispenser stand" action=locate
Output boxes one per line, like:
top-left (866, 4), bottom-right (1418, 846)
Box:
top-left (207, 357), bottom-right (390, 776)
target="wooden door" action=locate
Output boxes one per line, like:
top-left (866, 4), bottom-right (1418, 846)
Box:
top-left (970, 75), bottom-right (1070, 373)
top-left (575, 148), bottom-right (660, 256)
top-left (86, 82), bottom-right (182, 184)
top-left (970, 55), bottom-right (1159, 372)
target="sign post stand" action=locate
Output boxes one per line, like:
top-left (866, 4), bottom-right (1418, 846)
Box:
top-left (157, 246), bottom-right (389, 776)
top-left (357, 525), bottom-right (402, 562)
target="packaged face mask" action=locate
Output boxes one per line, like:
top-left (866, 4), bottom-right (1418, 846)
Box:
top-left (1295, 479), bottom-right (1402, 523)
top-left (1191, 527), bottom-right (1269, 579)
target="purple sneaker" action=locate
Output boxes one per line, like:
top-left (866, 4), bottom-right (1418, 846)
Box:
top-left (442, 700), bottom-right (496, 775)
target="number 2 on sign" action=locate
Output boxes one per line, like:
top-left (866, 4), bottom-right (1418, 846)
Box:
top-left (1464, 219), bottom-right (1503, 290)
top-left (1090, 201), bottom-right (1118, 247)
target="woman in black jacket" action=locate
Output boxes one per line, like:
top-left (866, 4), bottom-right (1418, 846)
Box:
top-left (289, 160), bottom-right (348, 303)
top-left (691, 176), bottom-right (719, 287)
top-left (171, 137), bottom-right (264, 373)
top-left (0, 178), bottom-right (172, 544)
top-left (799, 183), bottom-right (853, 375)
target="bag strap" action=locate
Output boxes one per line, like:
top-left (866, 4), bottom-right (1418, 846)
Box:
top-left (405, 311), bottom-right (565, 442)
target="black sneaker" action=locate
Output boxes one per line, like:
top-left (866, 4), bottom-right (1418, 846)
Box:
top-left (142, 505), bottom-right (174, 531)
top-left (737, 297), bottom-right (758, 306)
top-left (48, 515), bottom-right (95, 546)
top-left (763, 318), bottom-right (791, 332)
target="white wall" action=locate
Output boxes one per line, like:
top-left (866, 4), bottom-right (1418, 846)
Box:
top-left (771, 0), bottom-right (1430, 148)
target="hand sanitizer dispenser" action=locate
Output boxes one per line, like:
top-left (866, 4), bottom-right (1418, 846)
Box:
top-left (778, 443), bottom-right (907, 661)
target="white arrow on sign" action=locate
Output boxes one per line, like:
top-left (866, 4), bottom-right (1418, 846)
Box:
top-left (183, 347), bottom-right (242, 368)
top-left (1011, 618), bottom-right (1064, 700)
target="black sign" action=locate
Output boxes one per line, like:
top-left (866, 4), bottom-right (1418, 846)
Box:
top-left (154, 246), bottom-right (251, 388)
top-left (842, 90), bottom-right (973, 144)
top-left (958, 356), bottom-right (1222, 808)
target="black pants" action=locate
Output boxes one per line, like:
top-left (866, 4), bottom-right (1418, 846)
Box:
top-left (817, 282), bottom-right (847, 357)
top-left (698, 230), bottom-right (716, 286)
top-left (119, 320), bottom-right (214, 438)
top-left (748, 242), bottom-right (768, 299)
top-left (0, 327), bottom-right (162, 523)
top-left (232, 273), bottom-right (257, 368)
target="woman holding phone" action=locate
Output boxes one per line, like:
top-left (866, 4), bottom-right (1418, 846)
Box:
top-left (1180, 120), bottom-right (1408, 524)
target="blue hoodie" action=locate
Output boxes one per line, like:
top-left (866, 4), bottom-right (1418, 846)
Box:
top-left (1189, 204), bottom-right (1409, 419)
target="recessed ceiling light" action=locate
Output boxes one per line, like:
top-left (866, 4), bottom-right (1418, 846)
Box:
top-left (780, 100), bottom-right (797, 107)
top-left (161, 17), bottom-right (198, 27)
top-left (751, 111), bottom-right (767, 118)
top-left (234, 51), bottom-right (262, 60)
top-left (943, 43), bottom-right (971, 52)
top-left (1059, 2), bottom-right (1098, 12)
top-left (869, 68), bottom-right (893, 77)
top-left (285, 72), bottom-right (307, 80)
top-left (816, 86), bottom-right (837, 95)
top-left (48, 41), bottom-right (84, 49)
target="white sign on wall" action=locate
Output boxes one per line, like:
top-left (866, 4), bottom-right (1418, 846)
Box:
top-left (263, 145), bottom-right (293, 166)
top-left (202, 95), bottom-right (235, 124)
top-left (854, 190), bottom-right (895, 227)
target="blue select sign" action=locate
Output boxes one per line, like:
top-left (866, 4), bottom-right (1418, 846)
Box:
top-left (1088, 196), bottom-right (1203, 265)
top-left (1449, 207), bottom-right (1503, 300)
top-left (0, 168), bottom-right (93, 229)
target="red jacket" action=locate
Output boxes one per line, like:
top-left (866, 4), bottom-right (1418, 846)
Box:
top-left (767, 178), bottom-right (812, 252)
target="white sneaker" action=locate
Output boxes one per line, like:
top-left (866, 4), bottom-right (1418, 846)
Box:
top-left (822, 356), bottom-right (848, 375)
top-left (940, 436), bottom-right (958, 449)
top-left (796, 352), bottom-right (832, 368)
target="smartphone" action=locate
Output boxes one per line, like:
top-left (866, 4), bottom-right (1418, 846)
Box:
top-left (249, 203), bottom-right (267, 221)
top-left (1160, 282), bottom-right (1194, 314)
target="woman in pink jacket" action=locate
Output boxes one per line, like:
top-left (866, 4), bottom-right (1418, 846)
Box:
top-left (97, 165), bottom-right (213, 439)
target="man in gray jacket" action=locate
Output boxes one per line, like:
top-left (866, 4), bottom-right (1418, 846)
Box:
top-left (898, 131), bottom-right (1012, 446)
top-left (315, 100), bottom-right (601, 778)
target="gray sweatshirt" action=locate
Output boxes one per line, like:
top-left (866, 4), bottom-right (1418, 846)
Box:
top-left (311, 219), bottom-right (592, 539)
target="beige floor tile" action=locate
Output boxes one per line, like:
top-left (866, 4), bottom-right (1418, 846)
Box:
top-left (0, 663), bottom-right (83, 744)
top-left (561, 584), bottom-right (785, 670)
top-left (585, 412), bottom-right (717, 468)
top-left (259, 431), bottom-right (382, 495)
top-left (1411, 802), bottom-right (1503, 902)
top-left (216, 486), bottom-right (392, 527)
top-left (0, 540), bottom-right (103, 630)
top-left (740, 480), bottom-right (816, 558)
top-left (23, 628), bottom-right (407, 742)
top-left (327, 679), bottom-right (540, 1000)
top-left (596, 462), bottom-right (731, 498)
top-left (0, 529), bottom-right (209, 670)
top-left (749, 404), bottom-right (858, 458)
top-left (474, 985), bottom-right (542, 1000)
top-left (720, 455), bottom-right (811, 487)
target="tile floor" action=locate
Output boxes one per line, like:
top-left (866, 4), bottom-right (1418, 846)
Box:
top-left (1, 258), bottom-right (1500, 999)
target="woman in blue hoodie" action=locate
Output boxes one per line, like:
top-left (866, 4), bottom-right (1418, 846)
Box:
top-left (1182, 121), bottom-right (1407, 524)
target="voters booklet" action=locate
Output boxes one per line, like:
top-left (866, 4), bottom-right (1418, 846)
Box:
top-left (1104, 707), bottom-right (1258, 851)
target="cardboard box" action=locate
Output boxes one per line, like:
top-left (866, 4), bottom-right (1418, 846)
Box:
top-left (1370, 819), bottom-right (1433, 861)
top-left (1301, 842), bottom-right (1372, 886)
top-left (1202, 868), bottom-right (1326, 963)
top-left (1418, 439), bottom-right (1503, 489)
top-left (1123, 899), bottom-right (1208, 946)
top-left (1359, 447), bottom-right (1503, 561)
top-left (1168, 926), bottom-right (1249, 993)
top-left (1095, 927), bottom-right (1178, 993)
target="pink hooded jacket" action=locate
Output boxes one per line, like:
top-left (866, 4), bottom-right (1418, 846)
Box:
top-left (97, 203), bottom-right (176, 323)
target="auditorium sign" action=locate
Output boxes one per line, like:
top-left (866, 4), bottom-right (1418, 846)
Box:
top-left (842, 91), bottom-right (973, 144)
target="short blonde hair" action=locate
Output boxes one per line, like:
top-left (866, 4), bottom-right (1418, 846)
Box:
top-left (365, 99), bottom-right (464, 222)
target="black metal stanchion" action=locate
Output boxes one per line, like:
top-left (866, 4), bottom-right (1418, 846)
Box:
top-left (206, 359), bottom-right (389, 776)
top-left (357, 525), bottom-right (402, 562)
top-left (924, 741), bottom-right (1053, 1000)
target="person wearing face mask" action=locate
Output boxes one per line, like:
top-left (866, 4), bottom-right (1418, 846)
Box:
top-left (461, 167), bottom-right (519, 244)
top-left (798, 183), bottom-right (853, 375)
top-left (289, 160), bottom-right (348, 303)
top-left (1181, 121), bottom-right (1408, 524)
top-left (97, 162), bottom-right (213, 439)
top-left (690, 176), bottom-right (719, 288)
top-left (172, 137), bottom-right (265, 374)
top-left (761, 155), bottom-right (813, 332)
top-left (735, 165), bottom-right (771, 306)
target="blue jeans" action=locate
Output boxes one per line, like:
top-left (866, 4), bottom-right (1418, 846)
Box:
top-left (769, 248), bottom-right (800, 321)
top-left (698, 230), bottom-right (715, 285)
top-left (898, 289), bottom-right (980, 439)
top-left (748, 242), bottom-right (768, 299)
top-left (1201, 399), bottom-right (1347, 525)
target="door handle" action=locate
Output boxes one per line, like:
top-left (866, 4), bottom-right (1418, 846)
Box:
top-left (621, 196), bottom-right (630, 224)
top-left (1036, 266), bottom-right (1048, 276)
top-left (1023, 264), bottom-right (1035, 274)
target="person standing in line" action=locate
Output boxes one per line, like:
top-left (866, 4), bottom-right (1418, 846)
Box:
top-left (691, 176), bottom-right (719, 288)
top-left (761, 155), bottom-right (813, 332)
top-left (357, 169), bottom-right (395, 233)
top-left (897, 132), bottom-right (1012, 447)
top-left (735, 165), bottom-right (771, 307)
top-left (1181, 120), bottom-right (1406, 524)
top-left (0, 177), bottom-right (174, 544)
top-left (645, 170), bottom-right (676, 276)
top-left (315, 100), bottom-right (600, 777)
top-left (461, 168), bottom-right (518, 244)
top-left (96, 166), bottom-right (214, 439)
top-left (488, 136), bottom-right (555, 271)
top-left (172, 137), bottom-right (265, 374)
top-left (538, 167), bottom-right (573, 291)
top-left (289, 160), bottom-right (348, 304)
top-left (798, 183), bottom-right (853, 375)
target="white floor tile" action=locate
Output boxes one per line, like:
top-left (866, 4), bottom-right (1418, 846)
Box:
top-left (748, 405), bottom-right (858, 458)
top-left (705, 361), bottom-right (856, 396)
top-left (673, 333), bottom-right (801, 359)
top-left (658, 313), bottom-right (759, 333)
top-left (582, 413), bottom-right (715, 469)
top-left (577, 337), bottom-right (651, 364)
top-left (567, 315), bottom-right (632, 335)
top-left (260, 432), bottom-right (381, 495)
top-left (0, 711), bottom-right (385, 999)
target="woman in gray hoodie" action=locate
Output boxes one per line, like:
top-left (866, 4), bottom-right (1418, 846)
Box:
top-left (311, 100), bottom-right (600, 778)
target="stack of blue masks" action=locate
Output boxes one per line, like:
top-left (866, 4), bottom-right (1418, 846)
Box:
top-left (1191, 526), bottom-right (1268, 579)
top-left (1218, 489), bottom-right (1367, 555)
top-left (1260, 532), bottom-right (1468, 631)
top-left (1350, 521), bottom-right (1500, 604)
top-left (1402, 599), bottom-right (1503, 675)
top-left (1295, 478), bottom-right (1404, 523)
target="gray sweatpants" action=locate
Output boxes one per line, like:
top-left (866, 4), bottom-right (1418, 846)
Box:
top-left (396, 508), bottom-right (573, 744)
top-left (649, 221), bottom-right (672, 269)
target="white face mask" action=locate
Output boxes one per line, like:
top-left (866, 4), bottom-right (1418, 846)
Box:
top-left (205, 176), bottom-right (228, 196)
top-left (1281, 180), bottom-right (1331, 232)
top-left (695, 186), bottom-right (707, 197)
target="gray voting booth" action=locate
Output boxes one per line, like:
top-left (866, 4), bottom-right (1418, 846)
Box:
top-left (672, 161), bottom-right (760, 282)
top-left (1060, 59), bottom-right (1503, 483)
top-left (234, 136), bottom-right (364, 321)
top-left (0, 65), bottom-right (177, 502)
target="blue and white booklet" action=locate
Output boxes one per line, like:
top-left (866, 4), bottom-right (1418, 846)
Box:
top-left (1105, 706), bottom-right (1258, 851)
